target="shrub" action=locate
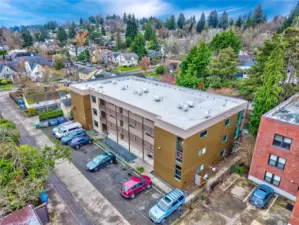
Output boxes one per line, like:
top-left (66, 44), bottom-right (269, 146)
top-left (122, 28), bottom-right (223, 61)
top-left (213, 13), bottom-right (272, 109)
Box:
top-left (232, 166), bottom-right (245, 176)
top-left (155, 65), bottom-right (165, 75)
top-left (1, 79), bottom-right (8, 85)
top-left (39, 109), bottom-right (63, 121)
top-left (0, 119), bottom-right (17, 129)
top-left (26, 98), bottom-right (35, 105)
top-left (27, 108), bottom-right (36, 117)
top-left (136, 167), bottom-right (144, 173)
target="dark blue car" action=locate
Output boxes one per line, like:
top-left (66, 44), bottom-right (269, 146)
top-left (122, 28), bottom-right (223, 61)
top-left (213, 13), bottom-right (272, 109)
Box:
top-left (86, 152), bottom-right (116, 172)
top-left (61, 129), bottom-right (86, 145)
top-left (249, 184), bottom-right (274, 208)
top-left (70, 136), bottom-right (92, 149)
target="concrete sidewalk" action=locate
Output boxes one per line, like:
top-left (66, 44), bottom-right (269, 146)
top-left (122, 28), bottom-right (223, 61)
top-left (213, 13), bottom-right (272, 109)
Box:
top-left (0, 93), bottom-right (129, 225)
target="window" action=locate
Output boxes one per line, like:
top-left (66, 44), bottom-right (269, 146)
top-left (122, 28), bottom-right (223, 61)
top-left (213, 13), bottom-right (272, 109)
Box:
top-left (198, 147), bottom-right (207, 156)
top-left (268, 154), bottom-right (286, 170)
top-left (92, 108), bottom-right (98, 115)
top-left (273, 134), bottom-right (292, 150)
top-left (120, 120), bottom-right (124, 127)
top-left (176, 137), bottom-right (184, 163)
top-left (222, 135), bottom-right (228, 143)
top-left (196, 164), bottom-right (204, 173)
top-left (237, 111), bottom-right (243, 124)
top-left (264, 171), bottom-right (281, 187)
top-left (120, 134), bottom-right (124, 140)
top-left (234, 126), bottom-right (240, 139)
top-left (200, 130), bottom-right (208, 138)
top-left (119, 107), bottom-right (123, 113)
top-left (94, 120), bottom-right (99, 127)
top-left (174, 165), bottom-right (182, 181)
top-left (91, 95), bottom-right (96, 103)
top-left (220, 149), bottom-right (226, 157)
top-left (225, 119), bottom-right (230, 126)
top-left (146, 132), bottom-right (154, 138)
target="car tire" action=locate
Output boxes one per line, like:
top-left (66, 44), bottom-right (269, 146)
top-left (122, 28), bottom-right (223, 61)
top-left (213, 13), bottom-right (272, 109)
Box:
top-left (109, 159), bottom-right (113, 164)
top-left (161, 218), bottom-right (166, 224)
top-left (178, 205), bottom-right (183, 211)
top-left (147, 184), bottom-right (151, 189)
top-left (131, 194), bottom-right (135, 199)
top-left (89, 140), bottom-right (92, 144)
top-left (76, 145), bottom-right (79, 149)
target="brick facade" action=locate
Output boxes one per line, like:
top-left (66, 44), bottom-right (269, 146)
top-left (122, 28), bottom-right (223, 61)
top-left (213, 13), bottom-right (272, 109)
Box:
top-left (290, 192), bottom-right (299, 225)
top-left (249, 116), bottom-right (299, 200)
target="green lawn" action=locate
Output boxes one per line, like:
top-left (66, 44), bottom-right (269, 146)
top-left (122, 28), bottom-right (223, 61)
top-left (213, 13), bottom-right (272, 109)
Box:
top-left (144, 71), bottom-right (159, 78)
top-left (117, 66), bottom-right (141, 72)
top-left (0, 84), bottom-right (17, 91)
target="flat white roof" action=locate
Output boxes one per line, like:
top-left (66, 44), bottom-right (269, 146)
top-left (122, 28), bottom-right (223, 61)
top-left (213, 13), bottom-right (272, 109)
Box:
top-left (71, 77), bottom-right (247, 130)
top-left (264, 93), bottom-right (299, 125)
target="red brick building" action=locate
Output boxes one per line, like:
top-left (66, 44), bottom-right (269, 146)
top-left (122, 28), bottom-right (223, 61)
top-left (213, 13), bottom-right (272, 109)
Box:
top-left (249, 93), bottom-right (299, 201)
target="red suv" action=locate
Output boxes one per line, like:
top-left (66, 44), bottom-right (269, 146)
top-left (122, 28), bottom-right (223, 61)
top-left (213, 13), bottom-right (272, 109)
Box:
top-left (121, 175), bottom-right (151, 199)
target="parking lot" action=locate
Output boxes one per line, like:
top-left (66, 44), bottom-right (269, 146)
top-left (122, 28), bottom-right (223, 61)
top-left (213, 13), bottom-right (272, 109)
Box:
top-left (179, 173), bottom-right (292, 225)
top-left (43, 127), bottom-right (182, 225)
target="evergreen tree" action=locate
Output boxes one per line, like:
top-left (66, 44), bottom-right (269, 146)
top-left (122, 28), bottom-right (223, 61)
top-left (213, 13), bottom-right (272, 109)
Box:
top-left (148, 30), bottom-right (158, 50)
top-left (177, 13), bottom-right (186, 29)
top-left (210, 29), bottom-right (241, 53)
top-left (144, 21), bottom-right (154, 41)
top-left (38, 29), bottom-right (47, 42)
top-left (219, 11), bottom-right (229, 29)
top-left (126, 14), bottom-right (138, 40)
top-left (57, 27), bottom-right (67, 46)
top-left (279, 2), bottom-right (299, 32)
top-left (68, 23), bottom-right (76, 39)
top-left (235, 16), bottom-right (242, 27)
top-left (123, 13), bottom-right (127, 23)
top-left (180, 41), bottom-right (211, 78)
top-left (196, 13), bottom-right (205, 33)
top-left (165, 15), bottom-right (176, 30)
top-left (79, 17), bottom-right (83, 25)
top-left (229, 18), bottom-right (234, 26)
top-left (101, 26), bottom-right (106, 36)
top-left (21, 29), bottom-right (33, 47)
top-left (208, 10), bottom-right (218, 28)
top-left (249, 42), bottom-right (285, 135)
top-left (245, 11), bottom-right (253, 27)
top-left (130, 33), bottom-right (147, 59)
top-left (208, 47), bottom-right (241, 81)
top-left (89, 31), bottom-right (104, 45)
top-left (252, 4), bottom-right (266, 26)
top-left (88, 16), bottom-right (96, 24)
top-left (77, 49), bottom-right (90, 62)
top-left (55, 57), bottom-right (64, 70)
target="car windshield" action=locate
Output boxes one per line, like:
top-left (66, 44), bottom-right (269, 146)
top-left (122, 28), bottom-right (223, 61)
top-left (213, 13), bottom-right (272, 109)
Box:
top-left (58, 129), bottom-right (65, 134)
top-left (122, 185), bottom-right (127, 192)
top-left (157, 199), bottom-right (170, 212)
top-left (251, 195), bottom-right (264, 204)
top-left (92, 155), bottom-right (106, 164)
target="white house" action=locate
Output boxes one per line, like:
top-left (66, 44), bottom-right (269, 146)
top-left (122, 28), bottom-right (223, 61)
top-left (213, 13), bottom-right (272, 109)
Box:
top-left (0, 62), bottom-right (17, 79)
top-left (115, 53), bottom-right (138, 67)
top-left (23, 56), bottom-right (52, 81)
top-left (59, 98), bottom-right (72, 119)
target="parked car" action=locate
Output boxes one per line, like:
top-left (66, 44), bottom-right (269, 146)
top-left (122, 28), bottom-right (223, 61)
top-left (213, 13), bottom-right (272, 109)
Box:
top-left (85, 152), bottom-right (116, 171)
top-left (70, 135), bottom-right (92, 149)
top-left (149, 189), bottom-right (185, 224)
top-left (61, 129), bottom-right (86, 145)
top-left (55, 122), bottom-right (82, 139)
top-left (57, 117), bottom-right (66, 124)
top-left (52, 121), bottom-right (73, 134)
top-left (48, 119), bottom-right (59, 126)
top-left (121, 176), bottom-right (151, 199)
top-left (249, 184), bottom-right (274, 208)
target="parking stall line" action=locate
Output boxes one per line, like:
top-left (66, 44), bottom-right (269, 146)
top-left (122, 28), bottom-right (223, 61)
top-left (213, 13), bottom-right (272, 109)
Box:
top-left (243, 188), bottom-right (255, 203)
top-left (223, 177), bottom-right (239, 192)
top-left (265, 194), bottom-right (278, 214)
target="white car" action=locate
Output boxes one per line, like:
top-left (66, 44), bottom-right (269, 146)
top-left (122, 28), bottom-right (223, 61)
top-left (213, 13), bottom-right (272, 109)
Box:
top-left (52, 121), bottom-right (73, 134)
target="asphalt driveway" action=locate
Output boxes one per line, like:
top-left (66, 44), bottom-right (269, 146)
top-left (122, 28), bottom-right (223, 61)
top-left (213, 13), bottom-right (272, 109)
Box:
top-left (42, 127), bottom-right (182, 225)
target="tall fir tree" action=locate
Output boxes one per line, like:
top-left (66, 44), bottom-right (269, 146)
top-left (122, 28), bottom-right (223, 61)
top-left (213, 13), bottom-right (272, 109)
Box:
top-left (21, 29), bottom-right (33, 47)
top-left (57, 27), bottom-right (67, 45)
top-left (208, 10), bottom-right (218, 28)
top-left (130, 33), bottom-right (147, 59)
top-left (210, 29), bottom-right (241, 53)
top-left (177, 13), bottom-right (186, 29)
top-left (68, 22), bottom-right (76, 39)
top-left (123, 13), bottom-right (127, 23)
top-left (235, 16), bottom-right (242, 27)
top-left (196, 13), bottom-right (205, 33)
top-left (219, 11), bottom-right (229, 29)
top-left (144, 21), bottom-right (154, 41)
top-left (126, 14), bottom-right (138, 40)
top-left (249, 41), bottom-right (285, 135)
top-left (252, 4), bottom-right (266, 26)
top-left (165, 15), bottom-right (176, 30)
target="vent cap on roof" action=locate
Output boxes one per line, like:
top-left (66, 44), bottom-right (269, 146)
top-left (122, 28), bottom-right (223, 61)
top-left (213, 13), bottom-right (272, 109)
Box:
top-left (205, 109), bottom-right (212, 118)
top-left (137, 89), bottom-right (143, 95)
top-left (121, 85), bottom-right (127, 90)
top-left (112, 80), bottom-right (117, 84)
top-left (154, 95), bottom-right (162, 102)
top-left (143, 88), bottom-right (149, 93)
top-left (186, 101), bottom-right (195, 107)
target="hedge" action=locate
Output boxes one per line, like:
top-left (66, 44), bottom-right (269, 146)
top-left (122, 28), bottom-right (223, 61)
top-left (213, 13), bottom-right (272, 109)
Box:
top-left (39, 109), bottom-right (63, 121)
top-left (27, 108), bottom-right (36, 117)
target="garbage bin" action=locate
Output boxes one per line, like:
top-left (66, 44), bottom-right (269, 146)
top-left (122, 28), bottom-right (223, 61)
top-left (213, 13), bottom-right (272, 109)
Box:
top-left (40, 189), bottom-right (48, 204)
top-left (35, 123), bottom-right (40, 129)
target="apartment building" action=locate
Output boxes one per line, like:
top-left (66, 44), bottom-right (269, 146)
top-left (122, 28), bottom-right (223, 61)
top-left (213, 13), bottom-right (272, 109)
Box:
top-left (70, 76), bottom-right (247, 189)
top-left (249, 93), bottom-right (299, 201)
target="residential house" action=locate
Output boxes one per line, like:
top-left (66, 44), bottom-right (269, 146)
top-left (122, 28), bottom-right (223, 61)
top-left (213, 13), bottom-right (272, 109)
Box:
top-left (59, 98), bottom-right (72, 119)
top-left (91, 48), bottom-right (113, 64)
top-left (4, 51), bottom-right (37, 61)
top-left (106, 41), bottom-right (116, 49)
top-left (249, 93), bottom-right (299, 201)
top-left (0, 62), bottom-right (19, 82)
top-left (115, 53), bottom-right (138, 67)
top-left (163, 59), bottom-right (181, 73)
top-left (237, 55), bottom-right (255, 78)
top-left (147, 50), bottom-right (162, 60)
top-left (70, 76), bottom-right (247, 189)
top-left (23, 56), bottom-right (52, 81)
top-left (78, 67), bottom-right (102, 80)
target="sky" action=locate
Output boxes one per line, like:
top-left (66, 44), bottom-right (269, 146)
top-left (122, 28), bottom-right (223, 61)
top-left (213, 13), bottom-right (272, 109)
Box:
top-left (0, 0), bottom-right (297, 27)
